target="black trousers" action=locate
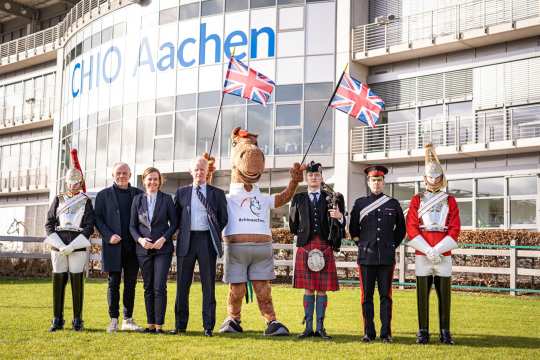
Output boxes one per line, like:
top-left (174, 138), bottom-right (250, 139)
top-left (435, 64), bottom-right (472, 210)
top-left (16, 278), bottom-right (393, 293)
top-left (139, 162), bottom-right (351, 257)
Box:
top-left (359, 264), bottom-right (395, 338)
top-left (174, 231), bottom-right (217, 331)
top-left (137, 251), bottom-right (172, 326)
top-left (107, 252), bottom-right (139, 319)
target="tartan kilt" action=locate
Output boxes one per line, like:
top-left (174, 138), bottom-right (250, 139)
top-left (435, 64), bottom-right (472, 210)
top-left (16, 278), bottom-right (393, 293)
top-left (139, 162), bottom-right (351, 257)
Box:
top-left (293, 236), bottom-right (339, 291)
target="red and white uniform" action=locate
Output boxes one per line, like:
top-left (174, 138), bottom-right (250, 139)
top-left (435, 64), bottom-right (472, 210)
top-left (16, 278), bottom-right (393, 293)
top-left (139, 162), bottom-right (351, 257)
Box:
top-left (406, 192), bottom-right (460, 277)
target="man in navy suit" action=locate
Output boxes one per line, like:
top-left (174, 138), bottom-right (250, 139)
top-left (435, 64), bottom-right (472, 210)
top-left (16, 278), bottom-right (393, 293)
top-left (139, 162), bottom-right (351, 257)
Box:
top-left (171, 156), bottom-right (228, 337)
top-left (95, 162), bottom-right (143, 333)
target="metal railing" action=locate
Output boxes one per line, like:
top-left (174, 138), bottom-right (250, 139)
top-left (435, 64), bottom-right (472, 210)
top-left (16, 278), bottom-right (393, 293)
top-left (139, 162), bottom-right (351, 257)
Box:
top-left (0, 0), bottom-right (126, 65)
top-left (351, 106), bottom-right (540, 155)
top-left (0, 168), bottom-right (48, 193)
top-left (352, 0), bottom-right (540, 55)
top-left (0, 100), bottom-right (54, 128)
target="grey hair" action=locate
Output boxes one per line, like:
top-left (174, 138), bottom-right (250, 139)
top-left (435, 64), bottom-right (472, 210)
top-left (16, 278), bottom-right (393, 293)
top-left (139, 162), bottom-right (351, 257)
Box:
top-left (112, 162), bottom-right (131, 174)
top-left (190, 156), bottom-right (208, 171)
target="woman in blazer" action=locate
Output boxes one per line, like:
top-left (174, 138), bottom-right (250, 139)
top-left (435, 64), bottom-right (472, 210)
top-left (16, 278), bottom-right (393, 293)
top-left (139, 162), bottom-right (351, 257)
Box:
top-left (130, 167), bottom-right (177, 333)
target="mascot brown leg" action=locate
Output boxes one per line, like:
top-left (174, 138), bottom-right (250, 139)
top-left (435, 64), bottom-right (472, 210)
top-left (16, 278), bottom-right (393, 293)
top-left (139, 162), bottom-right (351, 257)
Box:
top-left (219, 284), bottom-right (246, 333)
top-left (252, 280), bottom-right (289, 336)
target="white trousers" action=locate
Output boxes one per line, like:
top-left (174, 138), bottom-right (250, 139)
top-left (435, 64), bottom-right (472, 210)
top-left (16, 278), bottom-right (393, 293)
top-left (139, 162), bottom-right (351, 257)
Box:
top-left (51, 250), bottom-right (88, 273)
top-left (415, 255), bottom-right (452, 277)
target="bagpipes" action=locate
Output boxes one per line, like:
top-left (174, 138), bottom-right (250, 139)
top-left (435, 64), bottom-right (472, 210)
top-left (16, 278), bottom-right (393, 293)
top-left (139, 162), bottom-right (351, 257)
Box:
top-left (321, 182), bottom-right (345, 252)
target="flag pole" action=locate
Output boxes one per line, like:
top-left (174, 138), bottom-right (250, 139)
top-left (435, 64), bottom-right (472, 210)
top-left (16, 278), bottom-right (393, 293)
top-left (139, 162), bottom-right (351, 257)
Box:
top-left (300, 63), bottom-right (349, 165)
top-left (209, 48), bottom-right (236, 157)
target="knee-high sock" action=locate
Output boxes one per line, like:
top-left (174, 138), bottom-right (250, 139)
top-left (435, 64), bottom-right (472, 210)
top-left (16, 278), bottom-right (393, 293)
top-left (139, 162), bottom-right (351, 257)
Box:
top-left (315, 294), bottom-right (328, 332)
top-left (52, 272), bottom-right (68, 319)
top-left (252, 280), bottom-right (276, 323)
top-left (434, 276), bottom-right (451, 331)
top-left (70, 273), bottom-right (84, 320)
top-left (303, 294), bottom-right (315, 332)
top-left (228, 283), bottom-right (246, 321)
top-left (416, 276), bottom-right (433, 331)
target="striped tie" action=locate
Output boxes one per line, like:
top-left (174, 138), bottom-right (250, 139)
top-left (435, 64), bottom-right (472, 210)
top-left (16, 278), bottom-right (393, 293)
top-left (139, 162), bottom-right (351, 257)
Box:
top-left (196, 185), bottom-right (217, 222)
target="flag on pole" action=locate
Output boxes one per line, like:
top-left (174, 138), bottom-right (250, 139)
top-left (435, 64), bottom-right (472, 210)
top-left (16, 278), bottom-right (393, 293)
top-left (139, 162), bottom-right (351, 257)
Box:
top-left (223, 56), bottom-right (275, 106)
top-left (329, 72), bottom-right (384, 128)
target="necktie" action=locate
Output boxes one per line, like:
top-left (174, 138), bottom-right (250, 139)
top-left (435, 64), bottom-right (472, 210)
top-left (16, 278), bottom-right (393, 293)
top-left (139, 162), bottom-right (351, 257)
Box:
top-left (196, 185), bottom-right (216, 222)
top-left (311, 192), bottom-right (319, 205)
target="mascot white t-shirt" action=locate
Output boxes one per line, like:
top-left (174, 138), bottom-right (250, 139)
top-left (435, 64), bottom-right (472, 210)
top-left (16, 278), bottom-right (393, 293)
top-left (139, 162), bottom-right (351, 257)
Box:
top-left (223, 183), bottom-right (275, 236)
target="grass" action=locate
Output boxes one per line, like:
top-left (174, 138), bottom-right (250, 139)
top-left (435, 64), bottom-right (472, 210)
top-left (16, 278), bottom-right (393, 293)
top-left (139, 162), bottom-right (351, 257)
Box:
top-left (0, 279), bottom-right (538, 359)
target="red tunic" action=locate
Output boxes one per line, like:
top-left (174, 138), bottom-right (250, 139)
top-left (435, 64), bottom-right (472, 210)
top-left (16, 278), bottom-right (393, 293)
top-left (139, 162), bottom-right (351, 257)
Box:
top-left (406, 193), bottom-right (460, 256)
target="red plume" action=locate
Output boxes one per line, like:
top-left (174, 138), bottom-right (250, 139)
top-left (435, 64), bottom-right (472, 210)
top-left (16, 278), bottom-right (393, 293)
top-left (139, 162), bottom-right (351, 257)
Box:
top-left (70, 148), bottom-right (86, 192)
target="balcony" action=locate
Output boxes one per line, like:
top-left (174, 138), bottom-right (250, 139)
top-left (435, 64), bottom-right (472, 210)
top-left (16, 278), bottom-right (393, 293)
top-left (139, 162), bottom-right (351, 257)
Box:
top-left (0, 100), bottom-right (54, 135)
top-left (0, 0), bottom-right (127, 75)
top-left (352, 0), bottom-right (540, 66)
top-left (0, 168), bottom-right (49, 195)
top-left (350, 106), bottom-right (540, 163)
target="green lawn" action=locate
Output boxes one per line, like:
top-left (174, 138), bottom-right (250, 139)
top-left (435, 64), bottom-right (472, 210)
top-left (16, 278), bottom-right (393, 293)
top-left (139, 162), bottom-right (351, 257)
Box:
top-left (0, 279), bottom-right (538, 359)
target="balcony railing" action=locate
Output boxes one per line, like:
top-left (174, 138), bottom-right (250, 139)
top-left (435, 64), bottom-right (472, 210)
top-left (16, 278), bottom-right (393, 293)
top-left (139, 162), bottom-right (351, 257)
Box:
top-left (0, 168), bottom-right (48, 193)
top-left (0, 0), bottom-right (127, 66)
top-left (351, 107), bottom-right (540, 157)
top-left (352, 0), bottom-right (540, 55)
top-left (0, 100), bottom-right (54, 129)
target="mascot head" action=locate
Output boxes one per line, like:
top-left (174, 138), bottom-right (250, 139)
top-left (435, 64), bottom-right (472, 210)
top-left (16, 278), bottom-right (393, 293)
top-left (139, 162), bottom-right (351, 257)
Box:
top-left (230, 127), bottom-right (265, 185)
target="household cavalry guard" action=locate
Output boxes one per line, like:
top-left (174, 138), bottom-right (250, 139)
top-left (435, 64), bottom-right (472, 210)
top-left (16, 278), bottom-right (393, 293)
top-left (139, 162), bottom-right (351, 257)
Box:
top-left (45, 149), bottom-right (95, 332)
top-left (406, 144), bottom-right (461, 345)
top-left (349, 165), bottom-right (405, 343)
top-left (289, 161), bottom-right (345, 340)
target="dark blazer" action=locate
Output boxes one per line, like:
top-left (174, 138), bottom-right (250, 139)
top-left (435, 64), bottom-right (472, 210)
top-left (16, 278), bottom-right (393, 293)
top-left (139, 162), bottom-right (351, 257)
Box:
top-left (349, 193), bottom-right (406, 266)
top-left (130, 191), bottom-right (178, 256)
top-left (95, 184), bottom-right (143, 272)
top-left (289, 190), bottom-right (346, 248)
top-left (174, 184), bottom-right (228, 257)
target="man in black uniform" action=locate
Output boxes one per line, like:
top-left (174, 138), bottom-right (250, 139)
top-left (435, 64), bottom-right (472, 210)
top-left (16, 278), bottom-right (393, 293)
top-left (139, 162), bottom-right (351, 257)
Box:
top-left (349, 165), bottom-right (405, 343)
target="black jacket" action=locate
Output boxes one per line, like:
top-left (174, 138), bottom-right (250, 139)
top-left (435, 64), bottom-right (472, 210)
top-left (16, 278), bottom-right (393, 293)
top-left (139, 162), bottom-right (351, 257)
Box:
top-left (289, 190), bottom-right (346, 248)
top-left (45, 194), bottom-right (95, 245)
top-left (129, 191), bottom-right (178, 256)
top-left (95, 184), bottom-right (143, 272)
top-left (349, 193), bottom-right (406, 266)
top-left (174, 184), bottom-right (228, 257)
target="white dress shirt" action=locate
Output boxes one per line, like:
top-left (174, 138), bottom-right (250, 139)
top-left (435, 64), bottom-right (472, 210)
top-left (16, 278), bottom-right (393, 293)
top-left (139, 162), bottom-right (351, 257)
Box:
top-left (191, 183), bottom-right (209, 231)
top-left (147, 192), bottom-right (157, 223)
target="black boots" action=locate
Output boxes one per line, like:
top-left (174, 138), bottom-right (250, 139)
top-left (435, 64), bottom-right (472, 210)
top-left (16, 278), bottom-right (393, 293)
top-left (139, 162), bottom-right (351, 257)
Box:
top-left (434, 276), bottom-right (454, 345)
top-left (416, 276), bottom-right (454, 345)
top-left (49, 273), bottom-right (68, 332)
top-left (70, 272), bottom-right (85, 331)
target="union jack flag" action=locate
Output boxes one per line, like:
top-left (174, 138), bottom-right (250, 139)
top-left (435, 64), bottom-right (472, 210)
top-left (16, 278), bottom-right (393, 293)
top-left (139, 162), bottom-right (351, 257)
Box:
top-left (223, 56), bottom-right (275, 106)
top-left (330, 72), bottom-right (384, 128)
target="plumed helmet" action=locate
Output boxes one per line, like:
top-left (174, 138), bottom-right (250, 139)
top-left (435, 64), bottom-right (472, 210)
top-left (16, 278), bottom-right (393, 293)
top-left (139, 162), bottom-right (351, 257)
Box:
top-left (424, 143), bottom-right (446, 192)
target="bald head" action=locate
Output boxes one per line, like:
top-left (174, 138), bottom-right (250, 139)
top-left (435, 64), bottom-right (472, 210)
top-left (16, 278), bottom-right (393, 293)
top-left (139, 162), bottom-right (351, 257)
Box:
top-left (112, 162), bottom-right (131, 189)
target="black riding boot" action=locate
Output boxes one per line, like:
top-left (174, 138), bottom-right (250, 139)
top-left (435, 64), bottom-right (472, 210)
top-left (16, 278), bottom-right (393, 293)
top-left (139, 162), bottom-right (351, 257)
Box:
top-left (434, 276), bottom-right (454, 345)
top-left (416, 276), bottom-right (433, 344)
top-left (49, 272), bottom-right (68, 332)
top-left (70, 272), bottom-right (85, 331)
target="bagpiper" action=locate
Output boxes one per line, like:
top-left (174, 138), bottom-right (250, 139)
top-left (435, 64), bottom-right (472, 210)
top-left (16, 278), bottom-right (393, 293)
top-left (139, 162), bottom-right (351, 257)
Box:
top-left (406, 144), bottom-right (461, 345)
top-left (45, 149), bottom-right (95, 332)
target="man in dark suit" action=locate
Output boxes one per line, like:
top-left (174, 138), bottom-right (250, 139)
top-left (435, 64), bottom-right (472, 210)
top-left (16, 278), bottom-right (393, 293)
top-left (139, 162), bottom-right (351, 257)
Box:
top-left (349, 165), bottom-right (406, 343)
top-left (289, 161), bottom-right (345, 340)
top-left (171, 156), bottom-right (228, 337)
top-left (95, 162), bottom-right (143, 333)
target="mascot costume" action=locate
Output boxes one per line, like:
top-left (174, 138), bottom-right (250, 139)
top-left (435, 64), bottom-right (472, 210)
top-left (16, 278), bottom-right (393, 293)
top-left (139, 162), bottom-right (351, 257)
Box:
top-left (212, 127), bottom-right (304, 336)
top-left (406, 144), bottom-right (460, 345)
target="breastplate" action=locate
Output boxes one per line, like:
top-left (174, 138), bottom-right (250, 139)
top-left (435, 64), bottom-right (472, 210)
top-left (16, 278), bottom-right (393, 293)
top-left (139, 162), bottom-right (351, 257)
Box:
top-left (56, 194), bottom-right (86, 232)
top-left (419, 191), bottom-right (449, 232)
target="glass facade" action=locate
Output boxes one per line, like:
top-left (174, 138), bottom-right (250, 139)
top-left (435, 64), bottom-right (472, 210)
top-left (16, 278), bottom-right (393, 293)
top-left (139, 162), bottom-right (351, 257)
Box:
top-left (59, 0), bottom-right (337, 190)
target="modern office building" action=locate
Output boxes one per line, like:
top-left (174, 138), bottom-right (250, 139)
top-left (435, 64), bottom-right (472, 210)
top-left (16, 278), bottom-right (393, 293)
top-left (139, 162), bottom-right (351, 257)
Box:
top-left (0, 0), bottom-right (538, 240)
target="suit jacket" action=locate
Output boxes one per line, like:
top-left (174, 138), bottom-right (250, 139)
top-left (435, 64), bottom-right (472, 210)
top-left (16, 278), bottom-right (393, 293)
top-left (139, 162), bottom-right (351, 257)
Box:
top-left (174, 184), bottom-right (228, 257)
top-left (130, 191), bottom-right (178, 256)
top-left (289, 190), bottom-right (346, 248)
top-left (95, 184), bottom-right (143, 272)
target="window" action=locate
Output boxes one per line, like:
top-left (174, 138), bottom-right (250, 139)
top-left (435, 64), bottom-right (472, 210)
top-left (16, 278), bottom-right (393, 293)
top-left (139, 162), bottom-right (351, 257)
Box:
top-left (250, 0), bottom-right (276, 8)
top-left (303, 101), bottom-right (332, 154)
top-left (154, 139), bottom-right (173, 161)
top-left (201, 0), bottom-right (224, 16)
top-left (509, 176), bottom-right (537, 196)
top-left (197, 108), bottom-right (219, 154)
top-left (159, 7), bottom-right (178, 25)
top-left (509, 176), bottom-right (537, 227)
top-left (156, 97), bottom-right (174, 113)
top-left (226, 0), bottom-right (249, 12)
top-left (476, 199), bottom-right (504, 228)
top-left (510, 199), bottom-right (536, 225)
top-left (274, 129), bottom-right (301, 155)
top-left (304, 82), bottom-right (333, 100)
top-left (221, 106), bottom-right (246, 156)
top-left (198, 91), bottom-right (221, 108)
top-left (247, 105), bottom-right (273, 155)
top-left (457, 201), bottom-right (473, 227)
top-left (276, 104), bottom-right (301, 127)
top-left (175, 111), bottom-right (196, 160)
top-left (156, 114), bottom-right (173, 136)
top-left (448, 179), bottom-right (473, 198)
top-left (477, 178), bottom-right (504, 197)
top-left (180, 2), bottom-right (200, 20)
top-left (176, 94), bottom-right (197, 110)
top-left (275, 84), bottom-right (302, 102)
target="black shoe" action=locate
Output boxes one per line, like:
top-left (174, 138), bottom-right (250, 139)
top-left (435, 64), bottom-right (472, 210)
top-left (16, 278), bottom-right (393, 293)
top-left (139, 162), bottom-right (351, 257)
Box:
top-left (169, 328), bottom-right (186, 334)
top-left (416, 329), bottom-right (430, 344)
top-left (440, 329), bottom-right (454, 345)
top-left (144, 328), bottom-right (156, 334)
top-left (49, 318), bottom-right (64, 332)
top-left (219, 318), bottom-right (243, 333)
top-left (314, 329), bottom-right (332, 340)
top-left (297, 330), bottom-right (315, 339)
top-left (204, 329), bottom-right (213, 337)
top-left (72, 318), bottom-right (84, 332)
top-left (155, 329), bottom-right (165, 334)
top-left (264, 320), bottom-right (290, 336)
top-left (381, 336), bottom-right (393, 343)
top-left (362, 334), bottom-right (375, 343)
